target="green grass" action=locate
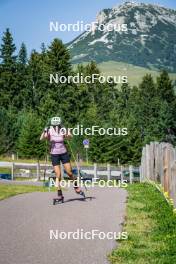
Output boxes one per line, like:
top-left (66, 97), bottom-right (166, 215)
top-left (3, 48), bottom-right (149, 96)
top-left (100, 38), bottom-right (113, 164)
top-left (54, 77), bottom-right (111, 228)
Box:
top-left (0, 156), bottom-right (42, 163)
top-left (73, 61), bottom-right (176, 86)
top-left (99, 61), bottom-right (176, 86)
top-left (0, 184), bottom-right (54, 200)
top-left (109, 183), bottom-right (176, 264)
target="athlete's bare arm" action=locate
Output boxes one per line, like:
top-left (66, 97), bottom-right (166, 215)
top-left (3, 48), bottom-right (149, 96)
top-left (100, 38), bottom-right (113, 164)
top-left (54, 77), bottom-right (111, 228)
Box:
top-left (40, 128), bottom-right (49, 140)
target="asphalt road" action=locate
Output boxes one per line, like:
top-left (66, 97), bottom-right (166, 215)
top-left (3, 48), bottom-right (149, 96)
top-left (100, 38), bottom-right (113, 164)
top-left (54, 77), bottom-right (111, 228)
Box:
top-left (0, 186), bottom-right (127, 264)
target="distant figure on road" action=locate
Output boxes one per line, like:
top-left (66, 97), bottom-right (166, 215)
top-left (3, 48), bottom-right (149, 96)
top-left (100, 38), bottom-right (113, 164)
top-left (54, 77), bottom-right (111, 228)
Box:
top-left (40, 116), bottom-right (84, 200)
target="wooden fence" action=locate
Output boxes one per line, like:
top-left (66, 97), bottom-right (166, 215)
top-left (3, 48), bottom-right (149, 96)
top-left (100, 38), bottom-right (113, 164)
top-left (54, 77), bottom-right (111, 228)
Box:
top-left (140, 142), bottom-right (176, 207)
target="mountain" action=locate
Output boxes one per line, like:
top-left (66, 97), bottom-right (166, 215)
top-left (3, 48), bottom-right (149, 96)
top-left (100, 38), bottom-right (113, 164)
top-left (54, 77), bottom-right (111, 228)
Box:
top-left (68, 1), bottom-right (176, 72)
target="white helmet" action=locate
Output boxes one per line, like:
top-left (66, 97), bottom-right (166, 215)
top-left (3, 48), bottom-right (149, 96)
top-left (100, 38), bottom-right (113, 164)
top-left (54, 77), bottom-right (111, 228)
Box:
top-left (50, 116), bottom-right (62, 126)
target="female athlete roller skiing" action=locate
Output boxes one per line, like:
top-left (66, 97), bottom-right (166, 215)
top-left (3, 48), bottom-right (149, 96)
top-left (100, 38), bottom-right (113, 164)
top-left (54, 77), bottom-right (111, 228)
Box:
top-left (40, 116), bottom-right (85, 202)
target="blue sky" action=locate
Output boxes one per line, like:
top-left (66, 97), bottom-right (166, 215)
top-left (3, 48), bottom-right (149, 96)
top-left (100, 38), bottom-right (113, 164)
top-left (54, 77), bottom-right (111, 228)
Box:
top-left (0, 0), bottom-right (175, 54)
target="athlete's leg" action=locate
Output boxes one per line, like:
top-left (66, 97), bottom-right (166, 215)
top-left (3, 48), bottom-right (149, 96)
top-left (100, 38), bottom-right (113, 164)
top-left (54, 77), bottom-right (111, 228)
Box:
top-left (51, 154), bottom-right (62, 195)
top-left (63, 162), bottom-right (81, 193)
top-left (63, 162), bottom-right (73, 178)
top-left (53, 165), bottom-right (62, 193)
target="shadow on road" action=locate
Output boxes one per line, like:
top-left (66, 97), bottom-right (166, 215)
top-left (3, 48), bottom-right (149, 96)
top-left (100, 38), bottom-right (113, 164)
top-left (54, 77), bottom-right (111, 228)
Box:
top-left (52, 196), bottom-right (96, 205)
top-left (65, 196), bottom-right (95, 203)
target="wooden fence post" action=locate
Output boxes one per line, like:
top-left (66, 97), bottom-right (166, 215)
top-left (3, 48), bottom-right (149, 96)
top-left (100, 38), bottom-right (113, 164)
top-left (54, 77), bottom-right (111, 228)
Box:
top-left (160, 143), bottom-right (165, 187)
top-left (171, 161), bottom-right (176, 207)
top-left (141, 146), bottom-right (146, 182)
top-left (163, 145), bottom-right (170, 193)
top-left (146, 144), bottom-right (150, 180)
top-left (150, 142), bottom-right (155, 180)
top-left (140, 141), bottom-right (176, 208)
top-left (154, 142), bottom-right (160, 182)
top-left (168, 145), bottom-right (175, 198)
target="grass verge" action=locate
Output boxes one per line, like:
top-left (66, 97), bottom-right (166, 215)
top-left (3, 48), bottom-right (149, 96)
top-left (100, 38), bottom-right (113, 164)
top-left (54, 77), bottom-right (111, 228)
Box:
top-left (109, 183), bottom-right (176, 264)
top-left (0, 184), bottom-right (51, 201)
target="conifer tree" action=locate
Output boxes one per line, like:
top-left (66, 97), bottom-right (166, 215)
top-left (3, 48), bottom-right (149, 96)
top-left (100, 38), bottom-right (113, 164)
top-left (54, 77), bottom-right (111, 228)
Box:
top-left (156, 70), bottom-right (175, 103)
top-left (0, 28), bottom-right (16, 69)
top-left (0, 29), bottom-right (17, 108)
top-left (17, 112), bottom-right (45, 158)
top-left (18, 42), bottom-right (27, 65)
top-left (47, 38), bottom-right (71, 74)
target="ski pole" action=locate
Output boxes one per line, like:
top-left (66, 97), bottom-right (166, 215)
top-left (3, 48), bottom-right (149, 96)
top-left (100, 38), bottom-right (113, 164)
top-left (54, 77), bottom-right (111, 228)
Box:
top-left (66, 140), bottom-right (87, 192)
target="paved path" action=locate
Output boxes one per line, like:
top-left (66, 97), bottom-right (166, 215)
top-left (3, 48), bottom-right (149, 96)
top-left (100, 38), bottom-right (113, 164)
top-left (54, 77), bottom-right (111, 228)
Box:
top-left (0, 186), bottom-right (127, 264)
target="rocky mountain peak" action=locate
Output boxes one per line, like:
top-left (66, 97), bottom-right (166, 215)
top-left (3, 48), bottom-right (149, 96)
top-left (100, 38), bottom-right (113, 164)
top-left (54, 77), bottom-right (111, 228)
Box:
top-left (68, 2), bottom-right (176, 72)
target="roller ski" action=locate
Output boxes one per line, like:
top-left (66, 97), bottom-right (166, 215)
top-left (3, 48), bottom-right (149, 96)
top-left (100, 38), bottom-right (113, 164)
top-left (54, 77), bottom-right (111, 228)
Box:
top-left (74, 187), bottom-right (86, 200)
top-left (53, 190), bottom-right (64, 205)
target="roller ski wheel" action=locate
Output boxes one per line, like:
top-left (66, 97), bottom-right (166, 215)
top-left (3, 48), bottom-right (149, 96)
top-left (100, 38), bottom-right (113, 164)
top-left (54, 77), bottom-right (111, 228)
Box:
top-left (53, 196), bottom-right (64, 205)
